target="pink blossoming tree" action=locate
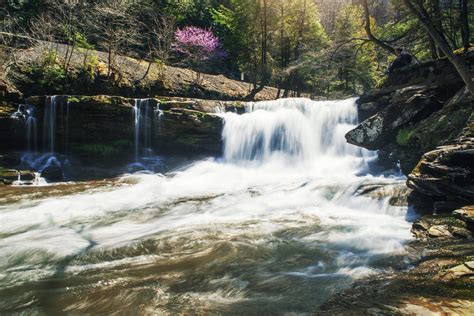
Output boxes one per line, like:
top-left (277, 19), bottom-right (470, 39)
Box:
top-left (172, 26), bottom-right (226, 83)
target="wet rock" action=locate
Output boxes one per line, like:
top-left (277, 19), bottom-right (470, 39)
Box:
top-left (450, 227), bottom-right (472, 239)
top-left (354, 181), bottom-right (411, 206)
top-left (0, 168), bottom-right (19, 184)
top-left (158, 108), bottom-right (223, 153)
top-left (446, 262), bottom-right (474, 278)
top-left (427, 225), bottom-right (452, 238)
top-left (453, 206), bottom-right (474, 226)
top-left (345, 85), bottom-right (443, 151)
top-left (25, 95), bottom-right (224, 157)
top-left (407, 142), bottom-right (474, 209)
top-left (19, 170), bottom-right (35, 181)
top-left (41, 165), bottom-right (64, 182)
top-left (0, 168), bottom-right (36, 184)
top-left (411, 215), bottom-right (470, 240)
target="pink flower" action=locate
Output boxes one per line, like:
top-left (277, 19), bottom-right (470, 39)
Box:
top-left (172, 26), bottom-right (226, 62)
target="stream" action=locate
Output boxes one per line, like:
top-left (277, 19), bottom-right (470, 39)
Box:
top-left (0, 98), bottom-right (413, 314)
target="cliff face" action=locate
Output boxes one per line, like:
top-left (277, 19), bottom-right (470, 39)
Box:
top-left (13, 95), bottom-right (231, 159)
top-left (345, 52), bottom-right (473, 212)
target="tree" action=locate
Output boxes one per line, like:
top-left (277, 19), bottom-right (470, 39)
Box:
top-left (91, 0), bottom-right (139, 79)
top-left (402, 0), bottom-right (474, 97)
top-left (172, 26), bottom-right (225, 83)
top-left (361, 0), bottom-right (396, 55)
top-left (139, 14), bottom-right (175, 81)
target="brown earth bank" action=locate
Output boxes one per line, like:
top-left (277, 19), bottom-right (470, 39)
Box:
top-left (1, 33), bottom-right (292, 101)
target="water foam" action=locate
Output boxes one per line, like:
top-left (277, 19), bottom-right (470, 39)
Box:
top-left (0, 98), bottom-right (411, 314)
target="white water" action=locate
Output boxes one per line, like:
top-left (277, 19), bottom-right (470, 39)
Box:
top-left (0, 98), bottom-right (411, 313)
top-left (133, 98), bottom-right (163, 160)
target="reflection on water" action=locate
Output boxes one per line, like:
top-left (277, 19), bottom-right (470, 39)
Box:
top-left (0, 98), bottom-right (413, 314)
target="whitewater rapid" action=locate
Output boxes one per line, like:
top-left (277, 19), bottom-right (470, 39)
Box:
top-left (0, 98), bottom-right (412, 314)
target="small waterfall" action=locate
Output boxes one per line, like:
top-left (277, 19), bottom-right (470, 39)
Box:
top-left (221, 98), bottom-right (369, 165)
top-left (133, 99), bottom-right (162, 160)
top-left (43, 95), bottom-right (58, 153)
top-left (25, 104), bottom-right (38, 152)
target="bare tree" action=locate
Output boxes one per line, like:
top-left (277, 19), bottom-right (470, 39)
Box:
top-left (459, 0), bottom-right (470, 52)
top-left (402, 0), bottom-right (474, 97)
top-left (92, 0), bottom-right (139, 79)
top-left (361, 0), bottom-right (396, 55)
top-left (139, 14), bottom-right (175, 81)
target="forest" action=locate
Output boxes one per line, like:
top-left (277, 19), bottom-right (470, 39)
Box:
top-left (0, 1), bottom-right (473, 314)
top-left (1, 0), bottom-right (472, 97)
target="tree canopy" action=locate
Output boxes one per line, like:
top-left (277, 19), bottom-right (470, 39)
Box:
top-left (1, 0), bottom-right (472, 97)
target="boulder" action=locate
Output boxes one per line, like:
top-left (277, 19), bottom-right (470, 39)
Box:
top-left (411, 215), bottom-right (471, 240)
top-left (427, 225), bottom-right (452, 238)
top-left (445, 261), bottom-right (474, 278)
top-left (0, 168), bottom-right (19, 184)
top-left (453, 206), bottom-right (474, 232)
top-left (346, 85), bottom-right (443, 150)
top-left (407, 141), bottom-right (474, 209)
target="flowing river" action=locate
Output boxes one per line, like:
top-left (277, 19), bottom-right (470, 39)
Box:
top-left (0, 98), bottom-right (412, 314)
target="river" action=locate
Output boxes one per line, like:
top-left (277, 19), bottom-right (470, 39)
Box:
top-left (0, 98), bottom-right (412, 314)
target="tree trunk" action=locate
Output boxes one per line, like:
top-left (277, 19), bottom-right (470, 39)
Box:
top-left (460, 0), bottom-right (471, 52)
top-left (361, 0), bottom-right (396, 55)
top-left (403, 0), bottom-right (474, 97)
top-left (140, 61), bottom-right (153, 81)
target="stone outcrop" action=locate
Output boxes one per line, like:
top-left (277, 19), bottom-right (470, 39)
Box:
top-left (346, 52), bottom-right (473, 174)
top-left (453, 206), bottom-right (474, 230)
top-left (412, 214), bottom-right (472, 239)
top-left (21, 95), bottom-right (229, 158)
top-left (407, 141), bottom-right (474, 211)
top-left (346, 85), bottom-right (444, 151)
top-left (345, 51), bottom-right (473, 212)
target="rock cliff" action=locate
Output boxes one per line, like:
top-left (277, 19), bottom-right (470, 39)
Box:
top-left (345, 52), bottom-right (473, 212)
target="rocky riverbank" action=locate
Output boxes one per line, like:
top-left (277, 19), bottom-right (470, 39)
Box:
top-left (323, 52), bottom-right (474, 313)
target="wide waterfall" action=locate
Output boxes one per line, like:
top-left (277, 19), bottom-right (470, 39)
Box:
top-left (222, 98), bottom-right (372, 167)
top-left (0, 98), bottom-right (412, 314)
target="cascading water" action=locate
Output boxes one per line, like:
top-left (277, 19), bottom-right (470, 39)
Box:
top-left (25, 104), bottom-right (38, 152)
top-left (43, 95), bottom-right (58, 153)
top-left (19, 96), bottom-right (68, 182)
top-left (133, 98), bottom-right (163, 160)
top-left (0, 98), bottom-right (412, 314)
top-left (222, 98), bottom-right (372, 165)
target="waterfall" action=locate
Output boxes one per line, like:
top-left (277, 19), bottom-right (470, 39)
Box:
top-left (43, 95), bottom-right (58, 153)
top-left (221, 98), bottom-right (373, 173)
top-left (133, 99), bottom-right (162, 160)
top-left (25, 104), bottom-right (38, 152)
top-left (0, 97), bottom-right (411, 313)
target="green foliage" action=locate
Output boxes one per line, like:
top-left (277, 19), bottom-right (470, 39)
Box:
top-left (396, 127), bottom-right (415, 146)
top-left (28, 50), bottom-right (66, 91)
top-left (67, 96), bottom-right (80, 103)
top-left (80, 52), bottom-right (99, 83)
top-left (8, 0), bottom-right (469, 97)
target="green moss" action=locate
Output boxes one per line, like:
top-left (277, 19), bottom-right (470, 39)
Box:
top-left (75, 140), bottom-right (131, 157)
top-left (396, 127), bottom-right (415, 146)
top-left (68, 96), bottom-right (80, 103)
